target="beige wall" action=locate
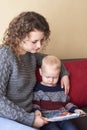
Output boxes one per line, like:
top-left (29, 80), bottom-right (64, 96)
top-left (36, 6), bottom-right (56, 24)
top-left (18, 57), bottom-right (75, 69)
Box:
top-left (0, 0), bottom-right (87, 59)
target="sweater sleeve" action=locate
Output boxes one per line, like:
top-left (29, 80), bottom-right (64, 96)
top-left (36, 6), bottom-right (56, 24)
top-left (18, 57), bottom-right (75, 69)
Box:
top-left (60, 62), bottom-right (69, 77)
top-left (0, 46), bottom-right (34, 126)
top-left (64, 95), bottom-right (78, 113)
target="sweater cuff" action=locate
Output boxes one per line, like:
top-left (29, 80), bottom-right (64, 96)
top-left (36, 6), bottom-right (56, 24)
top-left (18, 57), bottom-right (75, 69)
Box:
top-left (69, 106), bottom-right (78, 113)
top-left (22, 112), bottom-right (35, 126)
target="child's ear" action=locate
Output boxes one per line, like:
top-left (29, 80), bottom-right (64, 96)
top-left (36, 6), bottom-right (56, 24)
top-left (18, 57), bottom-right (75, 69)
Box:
top-left (39, 68), bottom-right (42, 76)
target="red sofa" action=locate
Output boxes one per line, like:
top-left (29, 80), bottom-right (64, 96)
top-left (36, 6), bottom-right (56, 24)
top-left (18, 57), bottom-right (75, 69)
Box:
top-left (36, 58), bottom-right (87, 130)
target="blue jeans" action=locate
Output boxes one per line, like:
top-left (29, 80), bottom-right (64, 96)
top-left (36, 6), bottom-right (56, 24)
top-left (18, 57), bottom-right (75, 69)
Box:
top-left (40, 120), bottom-right (77, 130)
top-left (0, 117), bottom-right (38, 130)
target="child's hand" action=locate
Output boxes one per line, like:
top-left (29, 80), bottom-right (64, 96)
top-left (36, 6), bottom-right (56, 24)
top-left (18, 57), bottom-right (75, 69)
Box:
top-left (74, 109), bottom-right (86, 114)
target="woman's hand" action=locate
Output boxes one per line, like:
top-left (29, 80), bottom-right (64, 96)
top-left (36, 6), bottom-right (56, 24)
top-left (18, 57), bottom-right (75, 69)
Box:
top-left (61, 75), bottom-right (70, 95)
top-left (35, 110), bottom-right (42, 116)
top-left (33, 113), bottom-right (48, 128)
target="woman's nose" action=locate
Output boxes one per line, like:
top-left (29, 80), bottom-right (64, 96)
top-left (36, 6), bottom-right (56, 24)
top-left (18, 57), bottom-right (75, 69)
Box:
top-left (37, 42), bottom-right (42, 49)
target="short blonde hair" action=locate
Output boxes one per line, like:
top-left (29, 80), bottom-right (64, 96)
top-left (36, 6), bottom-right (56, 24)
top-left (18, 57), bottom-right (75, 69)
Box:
top-left (41, 55), bottom-right (61, 71)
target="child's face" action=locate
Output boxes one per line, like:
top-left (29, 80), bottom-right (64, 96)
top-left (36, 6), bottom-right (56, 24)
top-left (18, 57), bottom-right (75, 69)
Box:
top-left (40, 65), bottom-right (60, 87)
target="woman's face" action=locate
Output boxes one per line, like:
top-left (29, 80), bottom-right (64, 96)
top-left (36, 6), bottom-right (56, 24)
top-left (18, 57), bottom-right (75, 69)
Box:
top-left (19, 29), bottom-right (45, 54)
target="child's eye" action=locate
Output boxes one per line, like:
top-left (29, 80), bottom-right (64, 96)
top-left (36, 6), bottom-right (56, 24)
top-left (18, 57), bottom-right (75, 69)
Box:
top-left (46, 76), bottom-right (50, 79)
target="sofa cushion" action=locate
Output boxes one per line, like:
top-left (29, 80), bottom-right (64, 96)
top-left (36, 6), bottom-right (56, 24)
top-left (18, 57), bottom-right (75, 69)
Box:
top-left (63, 59), bottom-right (87, 107)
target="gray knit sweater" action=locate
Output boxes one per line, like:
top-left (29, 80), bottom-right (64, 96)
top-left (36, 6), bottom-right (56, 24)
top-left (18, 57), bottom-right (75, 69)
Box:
top-left (0, 45), bottom-right (68, 126)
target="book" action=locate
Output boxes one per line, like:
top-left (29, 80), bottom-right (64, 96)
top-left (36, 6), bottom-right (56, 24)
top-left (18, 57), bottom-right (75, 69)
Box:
top-left (47, 112), bottom-right (80, 122)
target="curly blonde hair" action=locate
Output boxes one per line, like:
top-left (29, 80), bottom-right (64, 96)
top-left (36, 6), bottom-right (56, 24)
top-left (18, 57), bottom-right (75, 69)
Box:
top-left (3, 11), bottom-right (50, 55)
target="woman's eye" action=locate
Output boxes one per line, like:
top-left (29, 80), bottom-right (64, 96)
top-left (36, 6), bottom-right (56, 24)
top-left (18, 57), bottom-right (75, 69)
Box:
top-left (32, 41), bottom-right (37, 44)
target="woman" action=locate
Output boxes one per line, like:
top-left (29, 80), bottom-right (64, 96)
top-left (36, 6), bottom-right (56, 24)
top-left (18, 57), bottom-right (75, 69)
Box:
top-left (0, 11), bottom-right (70, 130)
